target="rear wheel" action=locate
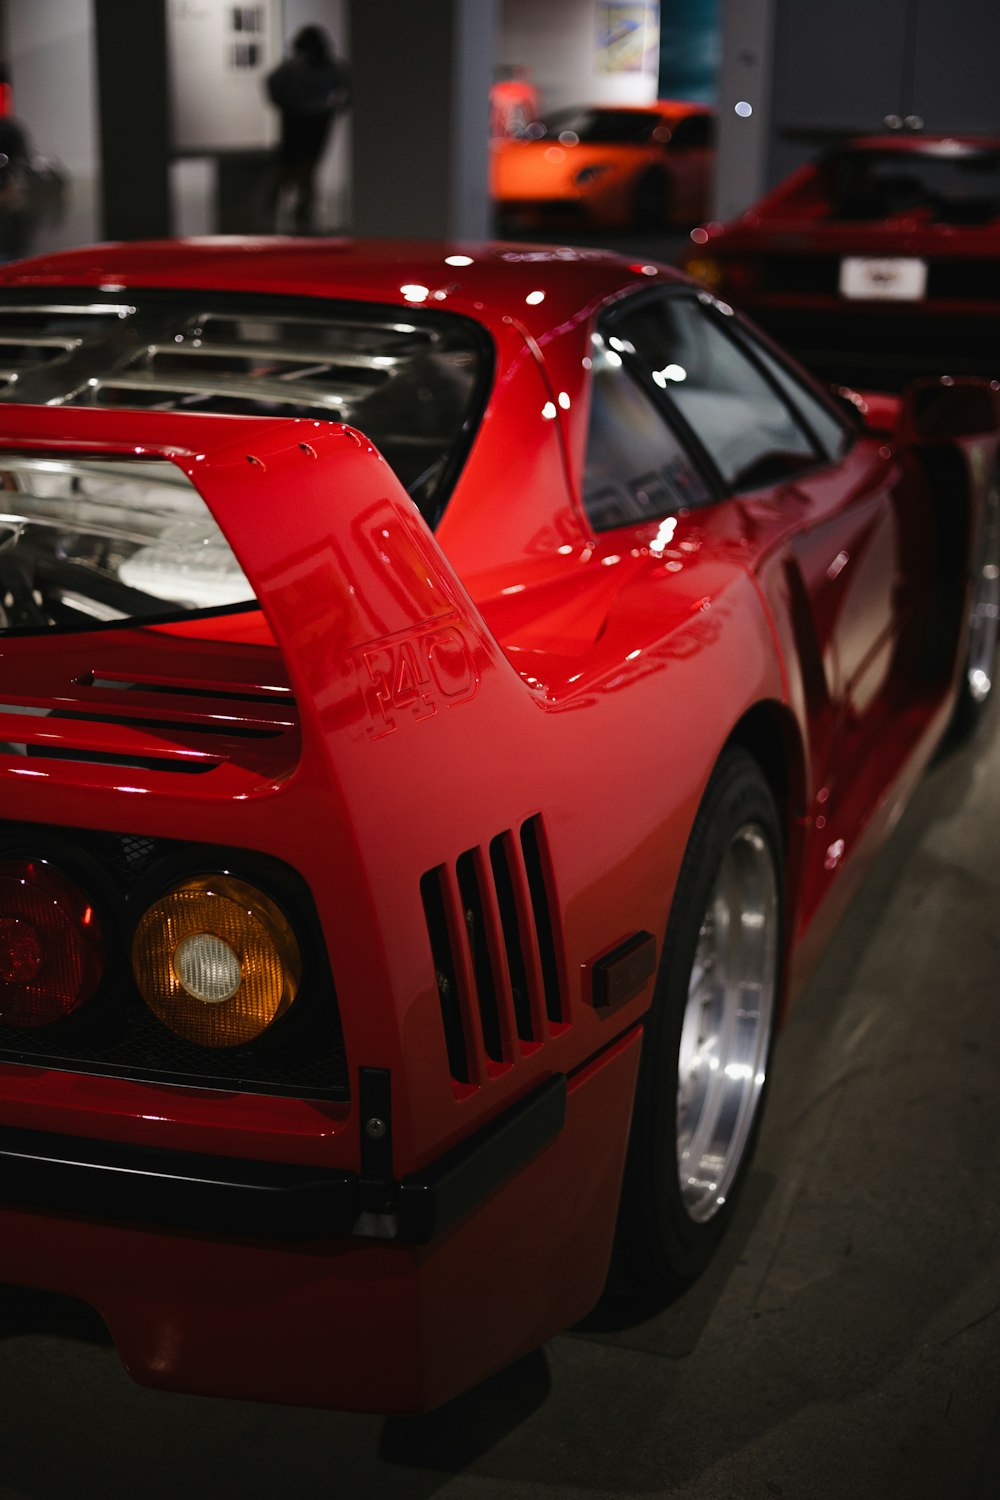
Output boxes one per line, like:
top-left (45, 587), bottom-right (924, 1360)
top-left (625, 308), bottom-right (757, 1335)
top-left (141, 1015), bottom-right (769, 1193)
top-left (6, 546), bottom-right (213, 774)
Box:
top-left (613, 747), bottom-right (782, 1298)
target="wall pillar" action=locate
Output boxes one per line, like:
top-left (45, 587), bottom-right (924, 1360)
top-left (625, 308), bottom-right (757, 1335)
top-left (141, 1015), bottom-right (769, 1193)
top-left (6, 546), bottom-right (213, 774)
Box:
top-left (349, 0), bottom-right (497, 239)
top-left (713, 0), bottom-right (776, 222)
top-left (94, 0), bottom-right (170, 239)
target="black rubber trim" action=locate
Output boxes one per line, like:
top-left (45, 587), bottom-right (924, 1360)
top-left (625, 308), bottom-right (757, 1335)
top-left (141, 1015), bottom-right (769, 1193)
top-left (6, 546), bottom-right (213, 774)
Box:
top-left (0, 1075), bottom-right (567, 1245)
top-left (396, 1075), bottom-right (567, 1242)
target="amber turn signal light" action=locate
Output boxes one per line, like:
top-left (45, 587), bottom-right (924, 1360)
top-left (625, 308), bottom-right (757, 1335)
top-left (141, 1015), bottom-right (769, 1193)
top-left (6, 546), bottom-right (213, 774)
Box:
top-left (131, 874), bottom-right (301, 1048)
top-left (682, 255), bottom-right (725, 291)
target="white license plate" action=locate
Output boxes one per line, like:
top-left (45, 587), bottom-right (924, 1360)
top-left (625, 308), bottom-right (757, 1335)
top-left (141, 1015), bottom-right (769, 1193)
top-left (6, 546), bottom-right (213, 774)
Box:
top-left (839, 256), bottom-right (928, 301)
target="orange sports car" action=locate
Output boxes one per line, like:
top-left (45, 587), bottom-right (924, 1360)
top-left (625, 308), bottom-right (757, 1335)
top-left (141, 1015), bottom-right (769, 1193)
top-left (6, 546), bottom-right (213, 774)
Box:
top-left (492, 100), bottom-right (716, 232)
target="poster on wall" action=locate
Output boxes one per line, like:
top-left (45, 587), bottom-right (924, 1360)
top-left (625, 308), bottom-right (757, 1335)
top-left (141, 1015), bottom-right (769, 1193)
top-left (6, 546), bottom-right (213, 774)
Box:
top-left (168, 0), bottom-right (282, 152)
top-left (595, 1), bottom-right (660, 74)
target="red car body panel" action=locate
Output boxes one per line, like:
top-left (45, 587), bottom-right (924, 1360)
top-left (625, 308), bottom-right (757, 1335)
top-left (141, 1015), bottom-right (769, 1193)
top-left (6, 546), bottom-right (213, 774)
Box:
top-left (0, 238), bottom-right (994, 1410)
top-left (682, 134), bottom-right (1000, 386)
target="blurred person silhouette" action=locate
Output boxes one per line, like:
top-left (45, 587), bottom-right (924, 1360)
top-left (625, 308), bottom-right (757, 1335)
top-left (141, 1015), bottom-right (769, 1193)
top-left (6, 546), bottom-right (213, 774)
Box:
top-left (264, 25), bottom-right (350, 232)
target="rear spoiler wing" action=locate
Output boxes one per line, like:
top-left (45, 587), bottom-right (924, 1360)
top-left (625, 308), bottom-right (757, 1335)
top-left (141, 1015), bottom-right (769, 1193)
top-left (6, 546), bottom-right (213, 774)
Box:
top-left (0, 405), bottom-right (529, 748)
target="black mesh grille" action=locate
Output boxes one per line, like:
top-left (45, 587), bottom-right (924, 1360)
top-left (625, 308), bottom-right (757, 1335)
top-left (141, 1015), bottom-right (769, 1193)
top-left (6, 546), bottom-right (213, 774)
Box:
top-left (0, 822), bottom-right (349, 1100)
top-left (0, 994), bottom-right (347, 1099)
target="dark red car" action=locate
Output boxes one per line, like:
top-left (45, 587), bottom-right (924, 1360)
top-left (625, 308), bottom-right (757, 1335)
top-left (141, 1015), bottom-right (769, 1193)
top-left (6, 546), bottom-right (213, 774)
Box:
top-left (681, 134), bottom-right (1000, 388)
top-left (0, 238), bottom-right (996, 1413)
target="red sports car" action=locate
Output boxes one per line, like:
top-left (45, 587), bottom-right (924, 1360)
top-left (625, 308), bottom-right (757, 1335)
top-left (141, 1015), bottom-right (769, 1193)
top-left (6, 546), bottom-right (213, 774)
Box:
top-left (493, 100), bottom-right (715, 231)
top-left (0, 239), bottom-right (996, 1413)
top-left (681, 134), bottom-right (1000, 389)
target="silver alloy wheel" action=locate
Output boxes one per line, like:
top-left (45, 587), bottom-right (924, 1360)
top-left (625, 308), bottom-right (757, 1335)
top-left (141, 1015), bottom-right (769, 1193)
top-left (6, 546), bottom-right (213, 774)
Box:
top-left (676, 823), bottom-right (778, 1224)
top-left (966, 485), bottom-right (1000, 704)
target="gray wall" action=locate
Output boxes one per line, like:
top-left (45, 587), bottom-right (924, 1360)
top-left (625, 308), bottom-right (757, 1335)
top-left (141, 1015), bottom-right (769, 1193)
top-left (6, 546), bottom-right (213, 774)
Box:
top-left (6, 0), bottom-right (98, 179)
top-left (350, 0), bottom-right (496, 239)
top-left (718, 0), bottom-right (1000, 222)
top-left (500, 0), bottom-right (660, 116)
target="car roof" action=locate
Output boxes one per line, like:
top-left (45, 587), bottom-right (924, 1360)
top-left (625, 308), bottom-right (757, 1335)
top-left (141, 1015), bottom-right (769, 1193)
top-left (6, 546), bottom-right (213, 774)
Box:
top-left (0, 236), bottom-right (682, 340)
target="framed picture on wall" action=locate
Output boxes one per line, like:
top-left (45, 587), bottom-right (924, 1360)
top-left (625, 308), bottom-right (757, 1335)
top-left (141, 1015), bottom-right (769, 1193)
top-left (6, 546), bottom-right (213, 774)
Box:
top-left (167, 0), bottom-right (280, 149)
top-left (595, 1), bottom-right (659, 73)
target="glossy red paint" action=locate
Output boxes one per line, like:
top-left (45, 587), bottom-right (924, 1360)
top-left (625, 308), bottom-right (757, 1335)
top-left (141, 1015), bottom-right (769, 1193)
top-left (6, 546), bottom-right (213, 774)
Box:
top-left (681, 134), bottom-right (1000, 387)
top-left (0, 238), bottom-right (995, 1411)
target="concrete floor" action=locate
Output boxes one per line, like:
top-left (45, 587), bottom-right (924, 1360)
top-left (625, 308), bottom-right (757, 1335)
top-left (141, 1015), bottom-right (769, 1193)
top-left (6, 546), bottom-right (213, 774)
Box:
top-left (1, 205), bottom-right (998, 1500)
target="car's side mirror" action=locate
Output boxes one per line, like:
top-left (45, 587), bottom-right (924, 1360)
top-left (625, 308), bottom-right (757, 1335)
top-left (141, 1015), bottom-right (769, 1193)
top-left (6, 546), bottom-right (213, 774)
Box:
top-left (898, 377), bottom-right (1000, 443)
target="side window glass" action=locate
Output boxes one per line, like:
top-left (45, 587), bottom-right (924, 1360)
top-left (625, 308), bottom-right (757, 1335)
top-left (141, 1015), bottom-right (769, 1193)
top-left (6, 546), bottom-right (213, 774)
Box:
top-left (614, 294), bottom-right (819, 491)
top-left (582, 334), bottom-right (712, 531)
top-left (742, 338), bottom-right (851, 463)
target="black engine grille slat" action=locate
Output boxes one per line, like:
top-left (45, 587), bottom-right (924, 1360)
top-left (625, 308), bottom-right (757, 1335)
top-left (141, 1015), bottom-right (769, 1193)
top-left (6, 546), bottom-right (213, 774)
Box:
top-left (48, 709), bottom-right (285, 740)
top-left (456, 848), bottom-right (503, 1064)
top-left (489, 832), bottom-right (534, 1043)
top-left (420, 866), bottom-right (469, 1084)
top-left (25, 746), bottom-right (217, 774)
top-left (423, 816), bottom-right (565, 1085)
top-left (520, 815), bottom-right (563, 1025)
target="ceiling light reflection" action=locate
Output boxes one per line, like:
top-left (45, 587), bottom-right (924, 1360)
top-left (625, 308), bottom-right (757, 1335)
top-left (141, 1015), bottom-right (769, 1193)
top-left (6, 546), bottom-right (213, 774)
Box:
top-left (649, 517), bottom-right (678, 557)
top-left (652, 363), bottom-right (687, 387)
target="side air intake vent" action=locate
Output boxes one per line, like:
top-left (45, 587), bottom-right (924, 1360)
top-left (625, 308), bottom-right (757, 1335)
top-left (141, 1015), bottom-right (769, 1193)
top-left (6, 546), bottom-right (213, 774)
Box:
top-left (420, 815), bottom-right (565, 1086)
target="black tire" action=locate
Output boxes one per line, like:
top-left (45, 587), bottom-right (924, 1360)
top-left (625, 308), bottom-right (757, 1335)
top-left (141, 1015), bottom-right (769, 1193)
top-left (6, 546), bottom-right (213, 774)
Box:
top-left (951, 477), bottom-right (1000, 740)
top-left (612, 746), bottom-right (783, 1300)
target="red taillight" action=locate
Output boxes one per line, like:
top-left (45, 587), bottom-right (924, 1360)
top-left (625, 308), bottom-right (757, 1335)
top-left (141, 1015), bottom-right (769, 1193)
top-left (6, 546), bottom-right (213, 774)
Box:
top-left (0, 860), bottom-right (104, 1027)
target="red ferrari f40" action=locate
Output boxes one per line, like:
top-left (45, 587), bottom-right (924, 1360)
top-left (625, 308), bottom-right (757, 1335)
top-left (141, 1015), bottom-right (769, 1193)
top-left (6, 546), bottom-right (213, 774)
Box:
top-left (0, 238), bottom-right (995, 1411)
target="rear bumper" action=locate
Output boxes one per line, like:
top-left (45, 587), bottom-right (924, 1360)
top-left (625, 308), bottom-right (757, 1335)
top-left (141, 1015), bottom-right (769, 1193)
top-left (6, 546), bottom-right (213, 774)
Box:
top-left (0, 1075), bottom-right (566, 1245)
top-left (0, 1029), bottom-right (641, 1413)
top-left (739, 301), bottom-right (1000, 388)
